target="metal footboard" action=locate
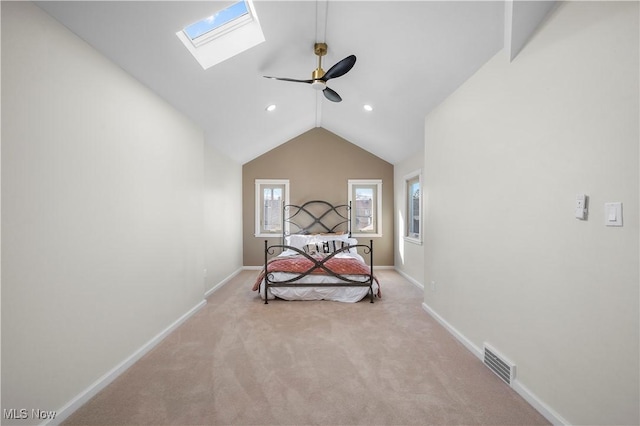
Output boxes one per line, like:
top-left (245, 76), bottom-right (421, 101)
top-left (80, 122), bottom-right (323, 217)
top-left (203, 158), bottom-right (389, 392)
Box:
top-left (263, 239), bottom-right (374, 304)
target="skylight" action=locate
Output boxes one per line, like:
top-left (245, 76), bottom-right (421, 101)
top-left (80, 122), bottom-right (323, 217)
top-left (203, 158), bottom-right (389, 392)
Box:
top-left (177, 0), bottom-right (264, 70)
top-left (183, 1), bottom-right (250, 45)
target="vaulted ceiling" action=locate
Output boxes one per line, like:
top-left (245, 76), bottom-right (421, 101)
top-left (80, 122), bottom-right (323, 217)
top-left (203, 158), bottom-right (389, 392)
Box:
top-left (36, 1), bottom-right (556, 165)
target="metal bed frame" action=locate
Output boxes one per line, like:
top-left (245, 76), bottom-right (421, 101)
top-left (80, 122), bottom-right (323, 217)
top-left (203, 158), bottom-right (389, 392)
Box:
top-left (263, 200), bottom-right (375, 304)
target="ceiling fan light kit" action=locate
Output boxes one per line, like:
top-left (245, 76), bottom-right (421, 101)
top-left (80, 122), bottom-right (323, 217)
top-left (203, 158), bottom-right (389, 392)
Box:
top-left (311, 80), bottom-right (326, 90)
top-left (263, 42), bottom-right (355, 102)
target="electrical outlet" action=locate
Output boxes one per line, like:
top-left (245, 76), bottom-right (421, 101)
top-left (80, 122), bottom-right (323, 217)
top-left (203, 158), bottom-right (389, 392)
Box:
top-left (430, 281), bottom-right (437, 291)
top-left (575, 194), bottom-right (588, 220)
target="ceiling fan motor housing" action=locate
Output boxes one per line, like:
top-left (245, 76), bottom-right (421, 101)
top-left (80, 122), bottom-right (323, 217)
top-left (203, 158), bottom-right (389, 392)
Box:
top-left (311, 67), bottom-right (326, 90)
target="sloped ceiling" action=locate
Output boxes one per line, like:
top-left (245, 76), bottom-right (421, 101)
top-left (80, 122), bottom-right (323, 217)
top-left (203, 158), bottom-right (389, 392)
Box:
top-left (35, 1), bottom-right (556, 165)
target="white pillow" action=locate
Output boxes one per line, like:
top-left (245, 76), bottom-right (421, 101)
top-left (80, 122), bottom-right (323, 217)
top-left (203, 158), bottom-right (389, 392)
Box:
top-left (317, 233), bottom-right (350, 243)
top-left (286, 234), bottom-right (318, 250)
top-left (320, 237), bottom-right (360, 254)
top-left (344, 238), bottom-right (359, 254)
top-left (286, 233), bottom-right (350, 250)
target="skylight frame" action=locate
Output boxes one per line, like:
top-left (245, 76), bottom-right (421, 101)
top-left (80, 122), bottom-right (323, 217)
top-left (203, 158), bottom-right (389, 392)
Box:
top-left (176, 0), bottom-right (264, 70)
top-left (183, 1), bottom-right (253, 48)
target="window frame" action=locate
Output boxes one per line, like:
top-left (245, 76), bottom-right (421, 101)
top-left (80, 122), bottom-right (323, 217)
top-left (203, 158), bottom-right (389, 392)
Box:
top-left (404, 170), bottom-right (422, 245)
top-left (175, 0), bottom-right (264, 70)
top-left (183, 1), bottom-right (252, 47)
top-left (348, 179), bottom-right (383, 238)
top-left (255, 179), bottom-right (289, 238)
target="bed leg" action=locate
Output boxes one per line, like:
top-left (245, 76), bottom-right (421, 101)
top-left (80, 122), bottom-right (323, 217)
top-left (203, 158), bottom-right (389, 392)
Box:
top-left (369, 239), bottom-right (374, 303)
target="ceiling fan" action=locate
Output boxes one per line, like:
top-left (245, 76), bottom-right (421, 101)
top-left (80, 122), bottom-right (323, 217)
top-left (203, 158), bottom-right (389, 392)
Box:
top-left (263, 43), bottom-right (356, 102)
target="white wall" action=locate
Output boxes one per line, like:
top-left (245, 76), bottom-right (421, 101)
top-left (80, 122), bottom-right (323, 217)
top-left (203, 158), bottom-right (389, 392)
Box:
top-left (394, 150), bottom-right (425, 287)
top-left (204, 142), bottom-right (243, 294)
top-left (1, 2), bottom-right (241, 423)
top-left (423, 2), bottom-right (638, 425)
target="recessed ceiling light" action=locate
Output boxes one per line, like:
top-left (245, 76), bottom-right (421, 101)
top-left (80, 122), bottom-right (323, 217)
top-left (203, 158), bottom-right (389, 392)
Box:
top-left (363, 104), bottom-right (373, 112)
top-left (265, 104), bottom-right (276, 112)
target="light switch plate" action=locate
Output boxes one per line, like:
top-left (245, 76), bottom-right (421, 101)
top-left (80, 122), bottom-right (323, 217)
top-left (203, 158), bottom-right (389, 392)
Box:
top-left (604, 202), bottom-right (623, 227)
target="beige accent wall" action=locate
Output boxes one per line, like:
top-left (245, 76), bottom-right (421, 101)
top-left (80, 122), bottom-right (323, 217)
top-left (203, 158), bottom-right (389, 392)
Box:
top-left (423, 2), bottom-right (638, 425)
top-left (243, 128), bottom-right (394, 267)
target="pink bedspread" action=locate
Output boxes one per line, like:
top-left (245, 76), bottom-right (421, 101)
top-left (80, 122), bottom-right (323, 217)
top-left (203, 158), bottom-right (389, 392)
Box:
top-left (252, 255), bottom-right (381, 297)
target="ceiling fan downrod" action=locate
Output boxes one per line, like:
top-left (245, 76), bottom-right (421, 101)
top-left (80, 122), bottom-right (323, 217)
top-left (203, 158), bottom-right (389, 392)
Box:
top-left (311, 43), bottom-right (327, 90)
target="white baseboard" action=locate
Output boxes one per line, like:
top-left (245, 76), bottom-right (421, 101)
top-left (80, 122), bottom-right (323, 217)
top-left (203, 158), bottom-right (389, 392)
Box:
top-left (243, 265), bottom-right (263, 271)
top-left (395, 268), bottom-right (424, 290)
top-left (511, 378), bottom-right (570, 425)
top-left (421, 302), bottom-right (567, 426)
top-left (205, 267), bottom-right (243, 298)
top-left (421, 302), bottom-right (482, 358)
top-left (47, 299), bottom-right (207, 426)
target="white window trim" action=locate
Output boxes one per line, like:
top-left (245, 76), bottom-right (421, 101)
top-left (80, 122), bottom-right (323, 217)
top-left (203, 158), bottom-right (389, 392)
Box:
top-left (176, 0), bottom-right (264, 70)
top-left (404, 170), bottom-right (422, 245)
top-left (348, 179), bottom-right (383, 238)
top-left (185, 2), bottom-right (253, 48)
top-left (255, 179), bottom-right (289, 238)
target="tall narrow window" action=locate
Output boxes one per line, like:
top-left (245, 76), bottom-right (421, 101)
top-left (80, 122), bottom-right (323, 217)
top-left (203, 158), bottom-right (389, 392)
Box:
top-left (255, 180), bottom-right (289, 237)
top-left (348, 179), bottom-right (382, 237)
top-left (404, 171), bottom-right (422, 243)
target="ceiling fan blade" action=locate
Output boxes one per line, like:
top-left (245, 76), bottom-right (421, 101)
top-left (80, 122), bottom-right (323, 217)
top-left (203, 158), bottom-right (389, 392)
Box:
top-left (263, 76), bottom-right (313, 84)
top-left (323, 87), bottom-right (342, 102)
top-left (322, 55), bottom-right (356, 81)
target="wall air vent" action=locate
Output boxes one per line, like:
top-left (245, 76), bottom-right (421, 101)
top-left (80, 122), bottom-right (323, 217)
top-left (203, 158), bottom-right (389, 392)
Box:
top-left (483, 343), bottom-right (516, 385)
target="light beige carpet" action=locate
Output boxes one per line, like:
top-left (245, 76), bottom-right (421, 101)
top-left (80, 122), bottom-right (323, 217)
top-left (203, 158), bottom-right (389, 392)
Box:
top-left (63, 270), bottom-right (549, 425)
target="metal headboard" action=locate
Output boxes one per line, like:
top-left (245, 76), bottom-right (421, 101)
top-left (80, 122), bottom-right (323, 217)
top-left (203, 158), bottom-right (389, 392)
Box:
top-left (282, 200), bottom-right (351, 244)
